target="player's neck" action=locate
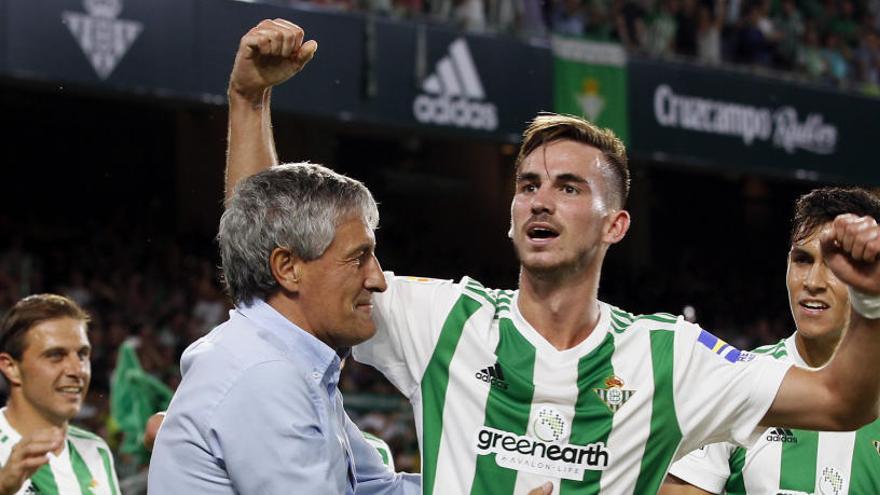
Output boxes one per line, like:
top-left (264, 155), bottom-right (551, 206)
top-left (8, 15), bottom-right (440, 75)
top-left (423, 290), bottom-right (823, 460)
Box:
top-left (5, 396), bottom-right (69, 447)
top-left (794, 330), bottom-right (841, 368)
top-left (517, 266), bottom-right (601, 351)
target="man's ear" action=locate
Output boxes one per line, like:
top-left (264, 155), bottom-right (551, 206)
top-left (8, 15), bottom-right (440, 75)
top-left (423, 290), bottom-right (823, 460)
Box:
top-left (269, 247), bottom-right (305, 293)
top-left (0, 353), bottom-right (22, 387)
top-left (603, 209), bottom-right (631, 245)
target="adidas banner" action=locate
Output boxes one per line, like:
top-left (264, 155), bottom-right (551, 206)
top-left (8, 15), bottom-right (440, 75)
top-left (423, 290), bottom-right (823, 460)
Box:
top-left (552, 37), bottom-right (629, 144)
top-left (362, 18), bottom-right (553, 140)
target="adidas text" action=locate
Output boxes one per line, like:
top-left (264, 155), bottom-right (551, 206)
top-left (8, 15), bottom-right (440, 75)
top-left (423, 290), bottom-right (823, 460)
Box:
top-left (474, 370), bottom-right (508, 390)
top-left (413, 95), bottom-right (498, 130)
top-left (766, 428), bottom-right (798, 443)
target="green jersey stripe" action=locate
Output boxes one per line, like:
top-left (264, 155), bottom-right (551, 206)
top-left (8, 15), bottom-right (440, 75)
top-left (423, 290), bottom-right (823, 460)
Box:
top-left (31, 463), bottom-right (60, 495)
top-left (470, 318), bottom-right (537, 495)
top-left (850, 426), bottom-right (880, 492)
top-left (98, 447), bottom-right (119, 495)
top-left (559, 333), bottom-right (616, 495)
top-left (70, 440), bottom-right (95, 493)
top-left (779, 429), bottom-right (818, 491)
top-left (421, 295), bottom-right (484, 495)
top-left (633, 330), bottom-right (682, 494)
top-left (726, 447), bottom-right (747, 494)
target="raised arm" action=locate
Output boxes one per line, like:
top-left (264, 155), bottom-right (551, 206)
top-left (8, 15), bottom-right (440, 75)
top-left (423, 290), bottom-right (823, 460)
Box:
top-left (226, 19), bottom-right (317, 203)
top-left (763, 214), bottom-right (880, 430)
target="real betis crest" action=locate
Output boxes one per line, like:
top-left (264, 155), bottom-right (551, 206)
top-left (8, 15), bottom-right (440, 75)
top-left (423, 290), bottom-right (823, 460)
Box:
top-left (873, 440), bottom-right (880, 456)
top-left (594, 375), bottom-right (635, 413)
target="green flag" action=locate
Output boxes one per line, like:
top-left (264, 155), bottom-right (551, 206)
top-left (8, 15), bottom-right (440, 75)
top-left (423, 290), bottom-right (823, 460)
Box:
top-left (552, 36), bottom-right (629, 143)
top-left (110, 340), bottom-right (173, 463)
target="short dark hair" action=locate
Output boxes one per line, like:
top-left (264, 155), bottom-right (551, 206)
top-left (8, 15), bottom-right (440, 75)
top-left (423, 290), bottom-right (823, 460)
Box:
top-left (517, 113), bottom-right (630, 207)
top-left (791, 187), bottom-right (880, 244)
top-left (0, 294), bottom-right (90, 360)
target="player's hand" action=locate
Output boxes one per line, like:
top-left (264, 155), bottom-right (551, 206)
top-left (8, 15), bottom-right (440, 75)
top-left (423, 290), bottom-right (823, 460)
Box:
top-left (228, 18), bottom-right (318, 102)
top-left (527, 482), bottom-right (553, 495)
top-left (822, 214), bottom-right (880, 295)
top-left (0, 428), bottom-right (63, 495)
top-left (144, 411), bottom-right (166, 452)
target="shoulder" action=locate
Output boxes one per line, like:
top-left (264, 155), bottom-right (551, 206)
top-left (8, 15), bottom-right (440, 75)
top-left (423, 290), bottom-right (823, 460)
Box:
top-left (607, 304), bottom-right (681, 335)
top-left (68, 425), bottom-right (109, 447)
top-left (750, 339), bottom-right (789, 361)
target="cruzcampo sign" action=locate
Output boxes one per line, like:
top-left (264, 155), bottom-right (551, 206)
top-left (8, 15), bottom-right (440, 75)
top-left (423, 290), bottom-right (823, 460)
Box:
top-left (628, 56), bottom-right (879, 185)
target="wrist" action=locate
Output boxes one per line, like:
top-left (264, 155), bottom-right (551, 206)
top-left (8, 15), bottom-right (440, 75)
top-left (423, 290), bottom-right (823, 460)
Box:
top-left (227, 85), bottom-right (270, 109)
top-left (849, 287), bottom-right (880, 319)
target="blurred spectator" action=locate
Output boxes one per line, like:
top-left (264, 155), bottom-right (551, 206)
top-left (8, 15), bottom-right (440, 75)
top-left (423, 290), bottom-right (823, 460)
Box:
top-left (773, 0), bottom-right (804, 69)
top-left (616, 0), bottom-right (649, 49)
top-left (451, 0), bottom-right (487, 32)
top-left (823, 31), bottom-right (852, 84)
top-left (574, 0), bottom-right (608, 39)
top-left (828, 0), bottom-right (859, 46)
top-left (645, 0), bottom-right (679, 56)
top-left (697, 0), bottom-right (725, 63)
top-left (856, 28), bottom-right (880, 90)
top-left (550, 0), bottom-right (587, 36)
top-left (736, 1), bottom-right (775, 66)
top-left (798, 23), bottom-right (828, 77)
top-left (675, 0), bottom-right (700, 56)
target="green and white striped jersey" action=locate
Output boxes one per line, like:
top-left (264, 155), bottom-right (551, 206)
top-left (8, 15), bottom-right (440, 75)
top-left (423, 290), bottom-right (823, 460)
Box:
top-left (353, 275), bottom-right (791, 494)
top-left (363, 431), bottom-right (396, 470)
top-left (0, 409), bottom-right (120, 495)
top-left (669, 334), bottom-right (880, 494)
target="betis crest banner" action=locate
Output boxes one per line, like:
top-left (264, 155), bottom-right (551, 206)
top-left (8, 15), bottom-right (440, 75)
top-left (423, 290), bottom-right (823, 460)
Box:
top-left (552, 37), bottom-right (629, 144)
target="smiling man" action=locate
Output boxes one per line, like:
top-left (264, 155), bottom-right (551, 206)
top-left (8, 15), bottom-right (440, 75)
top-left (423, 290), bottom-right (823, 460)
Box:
top-left (663, 187), bottom-right (880, 494)
top-left (147, 163), bottom-right (419, 494)
top-left (0, 294), bottom-right (120, 495)
top-left (226, 19), bottom-right (880, 494)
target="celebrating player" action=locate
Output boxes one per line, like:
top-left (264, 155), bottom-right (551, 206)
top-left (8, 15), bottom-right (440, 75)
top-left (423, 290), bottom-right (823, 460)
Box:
top-left (662, 187), bottom-right (880, 494)
top-left (226, 19), bottom-right (880, 494)
top-left (0, 294), bottom-right (120, 495)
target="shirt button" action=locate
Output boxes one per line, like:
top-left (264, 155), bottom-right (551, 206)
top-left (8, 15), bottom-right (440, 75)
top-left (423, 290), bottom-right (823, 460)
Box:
top-left (312, 371), bottom-right (321, 380)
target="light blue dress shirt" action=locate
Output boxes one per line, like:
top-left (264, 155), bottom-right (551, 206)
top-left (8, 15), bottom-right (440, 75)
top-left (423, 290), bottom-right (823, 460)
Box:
top-left (147, 299), bottom-right (419, 494)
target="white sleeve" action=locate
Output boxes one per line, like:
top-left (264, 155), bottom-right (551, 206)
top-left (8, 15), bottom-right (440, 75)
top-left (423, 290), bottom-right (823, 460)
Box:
top-left (667, 443), bottom-right (736, 494)
top-left (352, 273), bottom-right (467, 399)
top-left (673, 321), bottom-right (791, 454)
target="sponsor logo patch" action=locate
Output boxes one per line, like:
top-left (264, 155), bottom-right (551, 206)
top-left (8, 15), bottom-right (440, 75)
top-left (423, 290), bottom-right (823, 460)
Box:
top-left (594, 375), bottom-right (635, 413)
top-left (819, 466), bottom-right (844, 495)
top-left (475, 426), bottom-right (609, 481)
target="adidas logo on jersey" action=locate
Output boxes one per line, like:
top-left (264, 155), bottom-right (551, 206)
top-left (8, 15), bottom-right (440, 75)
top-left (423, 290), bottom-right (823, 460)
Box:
top-left (412, 38), bottom-right (498, 131)
top-left (766, 427), bottom-right (798, 443)
top-left (475, 363), bottom-right (509, 390)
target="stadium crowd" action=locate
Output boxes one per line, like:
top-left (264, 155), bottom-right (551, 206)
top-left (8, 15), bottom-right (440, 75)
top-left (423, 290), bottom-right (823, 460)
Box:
top-left (247, 0), bottom-right (880, 93)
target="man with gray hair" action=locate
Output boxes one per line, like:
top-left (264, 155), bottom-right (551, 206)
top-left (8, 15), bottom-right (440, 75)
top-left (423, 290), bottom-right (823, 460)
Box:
top-left (147, 162), bottom-right (419, 494)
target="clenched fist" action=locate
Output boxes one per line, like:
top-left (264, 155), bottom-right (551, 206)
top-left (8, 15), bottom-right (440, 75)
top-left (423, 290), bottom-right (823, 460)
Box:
top-left (822, 214), bottom-right (880, 295)
top-left (229, 18), bottom-right (318, 102)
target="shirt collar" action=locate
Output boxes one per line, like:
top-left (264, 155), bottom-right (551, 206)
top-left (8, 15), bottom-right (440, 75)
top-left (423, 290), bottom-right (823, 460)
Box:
top-left (235, 299), bottom-right (341, 381)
